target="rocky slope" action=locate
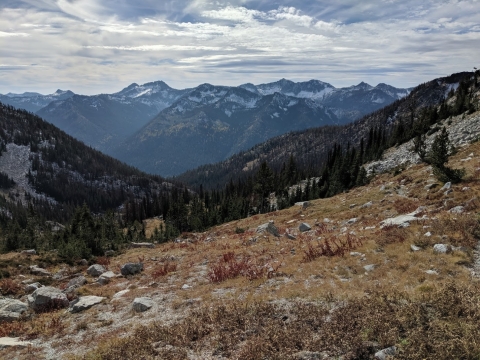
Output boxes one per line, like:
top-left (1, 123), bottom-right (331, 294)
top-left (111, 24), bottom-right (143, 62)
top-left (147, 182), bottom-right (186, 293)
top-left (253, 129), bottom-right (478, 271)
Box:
top-left (0, 112), bottom-right (479, 358)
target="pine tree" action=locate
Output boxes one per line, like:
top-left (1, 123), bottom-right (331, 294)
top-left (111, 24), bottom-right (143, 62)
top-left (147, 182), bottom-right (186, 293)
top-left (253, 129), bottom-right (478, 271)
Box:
top-left (428, 127), bottom-right (465, 183)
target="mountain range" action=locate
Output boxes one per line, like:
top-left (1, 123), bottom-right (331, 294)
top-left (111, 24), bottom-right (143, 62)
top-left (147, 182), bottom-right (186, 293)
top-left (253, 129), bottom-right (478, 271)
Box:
top-left (1, 79), bottom-right (412, 176)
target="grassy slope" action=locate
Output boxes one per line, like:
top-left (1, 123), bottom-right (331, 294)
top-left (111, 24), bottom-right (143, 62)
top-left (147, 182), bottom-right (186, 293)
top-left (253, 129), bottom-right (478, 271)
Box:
top-left (1, 114), bottom-right (479, 359)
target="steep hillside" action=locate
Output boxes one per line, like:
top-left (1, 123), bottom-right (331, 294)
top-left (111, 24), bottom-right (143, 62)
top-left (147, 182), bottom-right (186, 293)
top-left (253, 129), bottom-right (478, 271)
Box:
top-left (177, 71), bottom-right (475, 189)
top-left (0, 102), bottom-right (176, 222)
top-left (0, 90), bottom-right (74, 113)
top-left (0, 128), bottom-right (479, 359)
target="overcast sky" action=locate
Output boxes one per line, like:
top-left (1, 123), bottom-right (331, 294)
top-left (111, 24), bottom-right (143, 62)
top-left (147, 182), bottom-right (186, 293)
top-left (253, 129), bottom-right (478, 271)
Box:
top-left (1, 0), bottom-right (479, 95)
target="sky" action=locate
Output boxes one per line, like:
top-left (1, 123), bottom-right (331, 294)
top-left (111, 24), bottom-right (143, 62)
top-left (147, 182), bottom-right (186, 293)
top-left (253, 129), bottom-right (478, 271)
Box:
top-left (1, 0), bottom-right (479, 95)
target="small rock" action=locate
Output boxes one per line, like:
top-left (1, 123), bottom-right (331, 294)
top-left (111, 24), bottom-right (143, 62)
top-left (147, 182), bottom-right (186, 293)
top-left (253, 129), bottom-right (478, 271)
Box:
top-left (69, 296), bottom-right (105, 313)
top-left (28, 286), bottom-right (69, 312)
top-left (350, 252), bottom-right (364, 257)
top-left (181, 284), bottom-right (192, 290)
top-left (425, 183), bottom-right (438, 190)
top-left (121, 262), bottom-right (144, 276)
top-left (79, 259), bottom-right (88, 266)
top-left (97, 271), bottom-right (115, 285)
top-left (132, 297), bottom-right (153, 312)
top-left (361, 201), bottom-right (373, 208)
top-left (29, 265), bottom-right (50, 276)
top-left (433, 244), bottom-right (452, 254)
top-left (285, 233), bottom-right (296, 240)
top-left (323, 218), bottom-right (331, 223)
top-left (349, 204), bottom-right (357, 209)
top-left (441, 182), bottom-right (451, 191)
top-left (256, 222), bottom-right (280, 237)
top-left (25, 282), bottom-right (43, 293)
top-left (112, 289), bottom-right (130, 300)
top-left (410, 244), bottom-right (422, 252)
top-left (425, 270), bottom-right (439, 275)
top-left (375, 346), bottom-right (397, 360)
top-left (424, 232), bottom-right (432, 237)
top-left (444, 189), bottom-right (453, 195)
top-left (462, 187), bottom-right (470, 192)
top-left (299, 223), bottom-right (312, 232)
top-left (448, 206), bottom-right (465, 214)
top-left (346, 218), bottom-right (357, 225)
top-left (87, 264), bottom-right (106, 277)
top-left (66, 275), bottom-right (87, 289)
top-left (105, 250), bottom-right (115, 257)
top-left (364, 264), bottom-right (376, 272)
top-left (21, 249), bottom-right (36, 255)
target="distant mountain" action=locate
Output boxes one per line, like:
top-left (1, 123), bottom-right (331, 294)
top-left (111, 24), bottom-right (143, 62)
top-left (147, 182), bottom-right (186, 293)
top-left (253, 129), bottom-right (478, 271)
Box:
top-left (110, 79), bottom-right (411, 176)
top-left (0, 89), bottom-right (74, 113)
top-left (175, 71), bottom-right (473, 189)
top-left (36, 81), bottom-right (190, 152)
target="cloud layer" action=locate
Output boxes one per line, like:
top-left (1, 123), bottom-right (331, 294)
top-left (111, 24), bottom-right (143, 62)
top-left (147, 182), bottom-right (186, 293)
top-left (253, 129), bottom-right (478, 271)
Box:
top-left (1, 0), bottom-right (479, 94)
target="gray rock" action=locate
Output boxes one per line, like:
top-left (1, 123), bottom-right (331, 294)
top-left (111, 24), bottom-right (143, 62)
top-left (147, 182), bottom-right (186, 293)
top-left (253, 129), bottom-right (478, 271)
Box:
top-left (361, 201), bottom-right (373, 208)
top-left (66, 275), bottom-right (87, 289)
top-left (425, 269), bottom-right (439, 275)
top-left (0, 337), bottom-right (33, 349)
top-left (181, 284), bottom-right (192, 290)
top-left (444, 189), bottom-right (453, 195)
top-left (87, 264), bottom-right (106, 277)
top-left (256, 221), bottom-right (280, 237)
top-left (79, 259), bottom-right (88, 266)
top-left (299, 223), bottom-right (312, 232)
top-left (121, 262), bottom-right (144, 276)
top-left (374, 346), bottom-right (397, 360)
top-left (285, 233), bottom-right (297, 240)
top-left (69, 296), bottom-right (105, 313)
top-left (105, 250), bottom-right (115, 257)
top-left (0, 299), bottom-right (28, 321)
top-left (29, 265), bottom-right (50, 276)
top-left (424, 231), bottom-right (432, 237)
top-left (448, 206), bottom-right (465, 214)
top-left (364, 264), bottom-right (376, 272)
top-left (130, 242), bottom-right (155, 249)
top-left (425, 183), bottom-right (438, 190)
top-left (410, 244), bottom-right (422, 252)
top-left (433, 244), bottom-right (452, 254)
top-left (28, 286), bottom-right (69, 312)
top-left (441, 182), bottom-right (452, 191)
top-left (97, 271), bottom-right (115, 285)
top-left (112, 289), bottom-right (130, 300)
top-left (346, 218), bottom-right (357, 225)
top-left (132, 297), bottom-right (153, 312)
top-left (25, 282), bottom-right (43, 293)
top-left (21, 249), bottom-right (36, 255)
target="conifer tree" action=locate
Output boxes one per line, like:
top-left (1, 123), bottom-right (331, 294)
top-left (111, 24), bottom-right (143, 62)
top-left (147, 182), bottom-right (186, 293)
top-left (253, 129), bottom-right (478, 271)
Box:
top-left (428, 127), bottom-right (465, 183)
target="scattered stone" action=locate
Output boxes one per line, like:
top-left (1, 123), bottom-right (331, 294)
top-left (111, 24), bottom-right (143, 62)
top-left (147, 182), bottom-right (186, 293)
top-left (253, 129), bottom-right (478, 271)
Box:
top-left (441, 182), bottom-right (452, 191)
top-left (433, 244), bottom-right (452, 254)
top-left (380, 207), bottom-right (427, 228)
top-left (181, 284), bottom-right (192, 290)
top-left (121, 262), bottom-right (144, 276)
top-left (286, 219), bottom-right (296, 224)
top-left (132, 297), bottom-right (153, 312)
top-left (256, 221), bottom-right (280, 237)
top-left (79, 259), bottom-right (88, 266)
top-left (448, 206), bottom-right (465, 214)
top-left (285, 233), bottom-right (296, 240)
top-left (25, 282), bottom-right (43, 293)
top-left (295, 201), bottom-right (311, 210)
top-left (112, 289), bottom-right (130, 300)
top-left (425, 183), bottom-right (438, 190)
top-left (364, 226), bottom-right (376, 230)
top-left (361, 201), bottom-right (373, 208)
top-left (349, 204), bottom-right (357, 209)
top-left (0, 299), bottom-right (28, 322)
top-left (350, 252), bottom-right (364, 257)
top-left (130, 242), bottom-right (155, 249)
top-left (424, 232), bottom-right (432, 237)
top-left (364, 264), bottom-right (376, 272)
top-left (299, 223), bottom-right (312, 232)
top-left (87, 264), bottom-right (106, 277)
top-left (425, 270), bottom-right (439, 275)
top-left (69, 296), bottom-right (105, 313)
top-left (0, 337), bottom-right (33, 349)
top-left (28, 286), bottom-right (69, 312)
top-left (375, 346), bottom-right (397, 360)
top-left (66, 275), bottom-right (87, 289)
top-left (462, 187), bottom-right (471, 191)
top-left (346, 218), bottom-right (357, 225)
top-left (323, 218), bottom-right (331, 223)
top-left (410, 244), bottom-right (422, 252)
top-left (29, 265), bottom-right (50, 276)
top-left (105, 250), bottom-right (115, 257)
top-left (97, 271), bottom-right (115, 285)
top-left (21, 249), bottom-right (36, 255)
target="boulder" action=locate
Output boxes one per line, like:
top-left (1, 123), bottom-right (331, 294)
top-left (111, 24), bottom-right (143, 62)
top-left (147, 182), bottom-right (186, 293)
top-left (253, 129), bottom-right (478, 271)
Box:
top-left (66, 275), bottom-right (87, 289)
top-left (28, 286), bottom-right (69, 312)
top-left (299, 223), bottom-right (312, 232)
top-left (132, 297), bottom-right (153, 312)
top-left (433, 244), bottom-right (452, 254)
top-left (87, 264), bottom-right (106, 277)
top-left (121, 262), bottom-right (144, 276)
top-left (130, 242), bottom-right (155, 249)
top-left (374, 346), bottom-right (397, 360)
top-left (0, 299), bottom-right (28, 321)
top-left (69, 296), bottom-right (105, 313)
top-left (29, 265), bottom-right (50, 276)
top-left (256, 221), bottom-right (280, 237)
top-left (0, 337), bottom-right (33, 349)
